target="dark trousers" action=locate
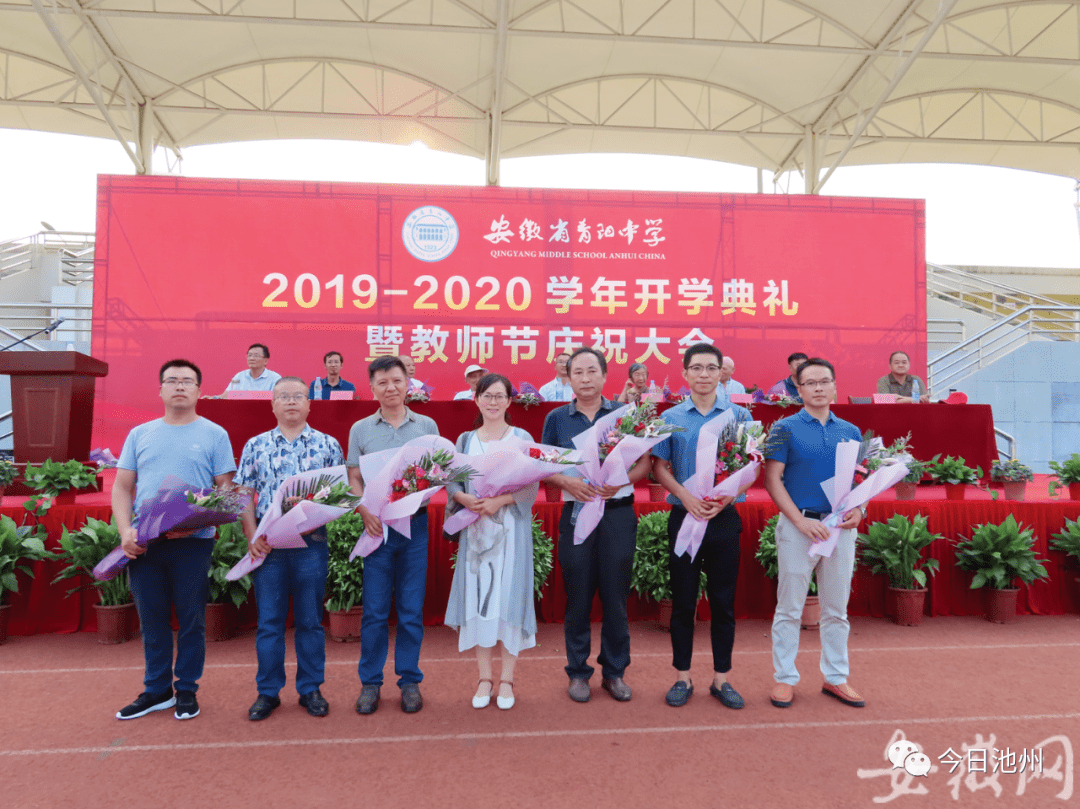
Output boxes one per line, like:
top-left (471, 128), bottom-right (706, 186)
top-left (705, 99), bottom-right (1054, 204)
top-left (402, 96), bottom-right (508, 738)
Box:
top-left (558, 501), bottom-right (637, 681)
top-left (668, 506), bottom-right (742, 674)
top-left (128, 536), bottom-right (214, 694)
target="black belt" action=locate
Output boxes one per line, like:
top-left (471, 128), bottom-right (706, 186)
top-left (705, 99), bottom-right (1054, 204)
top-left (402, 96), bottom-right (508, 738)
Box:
top-left (607, 496), bottom-right (634, 508)
top-left (799, 508), bottom-right (826, 520)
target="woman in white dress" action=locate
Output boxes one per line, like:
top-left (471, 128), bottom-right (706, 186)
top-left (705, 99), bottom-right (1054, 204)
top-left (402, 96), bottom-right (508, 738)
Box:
top-left (445, 373), bottom-right (538, 710)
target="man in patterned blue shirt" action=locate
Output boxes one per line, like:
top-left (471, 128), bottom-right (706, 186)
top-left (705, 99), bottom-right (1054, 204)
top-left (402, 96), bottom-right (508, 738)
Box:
top-left (235, 377), bottom-right (345, 721)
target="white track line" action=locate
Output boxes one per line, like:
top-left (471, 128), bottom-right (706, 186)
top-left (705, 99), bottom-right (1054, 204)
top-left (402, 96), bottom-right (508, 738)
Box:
top-left (2, 642), bottom-right (1078, 676)
top-left (2, 712), bottom-right (1078, 758)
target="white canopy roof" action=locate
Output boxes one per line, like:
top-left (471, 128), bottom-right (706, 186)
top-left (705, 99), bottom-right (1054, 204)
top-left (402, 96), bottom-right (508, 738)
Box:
top-left (2, 0), bottom-right (1079, 189)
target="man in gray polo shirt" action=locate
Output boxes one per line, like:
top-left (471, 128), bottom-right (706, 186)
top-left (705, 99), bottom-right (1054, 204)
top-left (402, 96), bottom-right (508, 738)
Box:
top-left (347, 356), bottom-right (439, 715)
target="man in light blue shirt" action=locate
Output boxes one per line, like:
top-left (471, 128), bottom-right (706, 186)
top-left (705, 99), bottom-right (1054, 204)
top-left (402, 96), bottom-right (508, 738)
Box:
top-left (113, 359), bottom-right (236, 722)
top-left (538, 352), bottom-right (574, 402)
top-left (223, 343), bottom-right (281, 394)
top-left (716, 355), bottom-right (746, 407)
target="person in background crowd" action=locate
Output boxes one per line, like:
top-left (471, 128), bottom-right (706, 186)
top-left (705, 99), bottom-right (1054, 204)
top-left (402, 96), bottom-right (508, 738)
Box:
top-left (238, 377), bottom-right (344, 721)
top-left (542, 347), bottom-right (651, 704)
top-left (454, 364), bottom-right (487, 400)
top-left (652, 344), bottom-right (754, 711)
top-left (767, 352), bottom-right (807, 402)
top-left (616, 362), bottom-right (650, 403)
top-left (113, 359), bottom-right (236, 721)
top-left (716, 356), bottom-right (746, 407)
top-left (347, 356), bottom-right (440, 715)
top-left (764, 358), bottom-right (866, 710)
top-left (876, 351), bottom-right (929, 403)
top-left (445, 373), bottom-right (539, 711)
top-left (309, 351), bottom-right (356, 400)
top-left (400, 355), bottom-right (425, 391)
top-left (222, 343), bottom-right (281, 395)
top-left (538, 352), bottom-right (574, 402)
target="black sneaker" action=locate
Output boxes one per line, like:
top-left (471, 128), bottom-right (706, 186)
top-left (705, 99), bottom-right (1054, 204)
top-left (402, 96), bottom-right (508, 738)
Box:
top-left (174, 690), bottom-right (200, 720)
top-left (116, 689), bottom-right (175, 720)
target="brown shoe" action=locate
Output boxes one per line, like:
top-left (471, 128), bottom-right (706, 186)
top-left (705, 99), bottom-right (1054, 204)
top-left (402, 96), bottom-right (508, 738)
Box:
top-left (568, 678), bottom-right (591, 703)
top-left (822, 682), bottom-right (866, 708)
top-left (601, 677), bottom-right (632, 702)
top-left (770, 683), bottom-right (794, 708)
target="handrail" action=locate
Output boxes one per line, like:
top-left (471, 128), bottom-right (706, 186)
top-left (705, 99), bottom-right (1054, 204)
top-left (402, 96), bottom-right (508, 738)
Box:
top-left (0, 326), bottom-right (45, 350)
top-left (928, 263), bottom-right (1065, 308)
top-left (994, 427), bottom-right (1015, 462)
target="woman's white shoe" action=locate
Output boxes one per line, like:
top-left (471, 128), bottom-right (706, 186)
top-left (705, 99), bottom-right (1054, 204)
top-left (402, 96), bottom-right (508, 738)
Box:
top-left (473, 679), bottom-right (492, 709)
top-left (496, 680), bottom-right (515, 710)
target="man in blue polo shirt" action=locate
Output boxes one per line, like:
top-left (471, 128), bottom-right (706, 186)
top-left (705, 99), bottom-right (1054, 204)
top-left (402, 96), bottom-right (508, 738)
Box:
top-left (652, 343), bottom-right (755, 710)
top-left (308, 350), bottom-right (357, 400)
top-left (766, 352), bottom-right (807, 402)
top-left (763, 357), bottom-right (866, 710)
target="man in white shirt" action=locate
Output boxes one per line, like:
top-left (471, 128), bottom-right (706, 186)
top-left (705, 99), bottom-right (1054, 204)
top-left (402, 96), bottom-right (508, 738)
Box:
top-left (538, 352), bottom-right (574, 402)
top-left (453, 364), bottom-right (487, 400)
top-left (716, 356), bottom-right (746, 406)
top-left (223, 343), bottom-right (282, 395)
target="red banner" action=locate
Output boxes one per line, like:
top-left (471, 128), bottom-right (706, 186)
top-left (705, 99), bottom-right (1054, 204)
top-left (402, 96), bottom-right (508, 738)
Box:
top-left (91, 176), bottom-right (925, 452)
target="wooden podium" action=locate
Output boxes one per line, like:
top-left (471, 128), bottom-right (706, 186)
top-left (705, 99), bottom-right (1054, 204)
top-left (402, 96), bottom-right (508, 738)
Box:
top-left (0, 351), bottom-right (108, 465)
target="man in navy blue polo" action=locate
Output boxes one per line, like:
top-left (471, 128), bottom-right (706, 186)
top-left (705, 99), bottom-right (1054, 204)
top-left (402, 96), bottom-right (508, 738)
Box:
top-left (763, 358), bottom-right (866, 710)
top-left (541, 346), bottom-right (651, 704)
top-left (652, 343), bottom-right (756, 710)
top-left (767, 352), bottom-right (807, 402)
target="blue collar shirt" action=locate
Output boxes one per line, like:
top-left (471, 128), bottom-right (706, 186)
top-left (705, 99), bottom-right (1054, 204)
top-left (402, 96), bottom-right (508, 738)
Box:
top-left (541, 397), bottom-right (632, 501)
top-left (763, 408), bottom-right (861, 513)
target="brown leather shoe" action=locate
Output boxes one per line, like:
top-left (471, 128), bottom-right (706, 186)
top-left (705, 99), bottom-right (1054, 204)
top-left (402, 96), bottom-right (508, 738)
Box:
top-left (770, 683), bottom-right (794, 708)
top-left (601, 677), bottom-right (632, 702)
top-left (568, 679), bottom-right (591, 703)
top-left (822, 682), bottom-right (866, 707)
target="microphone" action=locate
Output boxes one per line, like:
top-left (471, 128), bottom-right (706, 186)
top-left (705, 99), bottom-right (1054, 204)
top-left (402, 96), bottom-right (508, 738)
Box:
top-left (44, 317), bottom-right (65, 334)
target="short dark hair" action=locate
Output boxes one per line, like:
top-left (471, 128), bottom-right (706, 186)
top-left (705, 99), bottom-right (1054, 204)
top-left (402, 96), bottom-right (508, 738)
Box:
top-left (248, 343), bottom-right (270, 359)
top-left (568, 346), bottom-right (607, 375)
top-left (368, 355), bottom-right (407, 381)
top-left (160, 359), bottom-right (202, 385)
top-left (682, 343), bottom-right (722, 370)
top-left (889, 350), bottom-right (910, 362)
top-left (795, 358), bottom-right (835, 384)
top-left (555, 352), bottom-right (571, 361)
top-left (273, 376), bottom-right (307, 392)
top-left (324, 351), bottom-right (343, 364)
top-left (471, 373), bottom-right (515, 428)
top-left (787, 352), bottom-right (809, 365)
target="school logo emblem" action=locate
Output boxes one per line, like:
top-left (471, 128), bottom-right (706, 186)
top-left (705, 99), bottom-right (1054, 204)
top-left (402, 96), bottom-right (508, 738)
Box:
top-left (401, 206), bottom-right (458, 262)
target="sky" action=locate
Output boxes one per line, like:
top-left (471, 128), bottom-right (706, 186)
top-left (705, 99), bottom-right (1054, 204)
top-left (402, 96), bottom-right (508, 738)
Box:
top-left (1, 127), bottom-right (1078, 268)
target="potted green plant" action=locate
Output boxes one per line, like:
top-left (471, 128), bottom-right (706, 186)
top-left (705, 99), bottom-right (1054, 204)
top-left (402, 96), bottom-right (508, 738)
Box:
top-left (925, 455), bottom-right (981, 501)
top-left (326, 512), bottom-right (365, 641)
top-left (755, 514), bottom-right (820, 629)
top-left (206, 521), bottom-right (252, 641)
top-left (857, 514), bottom-right (941, 626)
top-left (954, 514), bottom-right (1049, 623)
top-left (23, 458), bottom-right (100, 505)
top-left (0, 458), bottom-right (17, 501)
top-left (1050, 517), bottom-right (1080, 598)
top-left (0, 516), bottom-right (49, 643)
top-left (990, 459), bottom-right (1034, 502)
top-left (1048, 453), bottom-right (1080, 500)
top-left (630, 510), bottom-right (705, 628)
top-left (51, 517), bottom-right (137, 643)
top-left (894, 460), bottom-right (931, 501)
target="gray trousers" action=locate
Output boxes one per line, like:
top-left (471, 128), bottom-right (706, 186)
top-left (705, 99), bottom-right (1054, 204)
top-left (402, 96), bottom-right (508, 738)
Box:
top-left (770, 514), bottom-right (857, 686)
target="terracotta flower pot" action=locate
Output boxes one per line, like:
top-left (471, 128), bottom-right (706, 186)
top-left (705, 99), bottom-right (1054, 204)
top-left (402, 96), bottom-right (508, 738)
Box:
top-left (801, 595), bottom-right (821, 630)
top-left (328, 606), bottom-right (363, 642)
top-left (1002, 481), bottom-right (1027, 502)
top-left (889, 586), bottom-right (927, 626)
top-left (943, 483), bottom-right (966, 501)
top-left (94, 602), bottom-right (138, 644)
top-left (205, 601), bottom-right (238, 642)
top-left (648, 483), bottom-right (667, 503)
top-left (657, 598), bottom-right (673, 630)
top-left (986, 587), bottom-right (1019, 624)
top-left (895, 482), bottom-right (917, 501)
top-left (544, 482), bottom-right (562, 503)
top-left (0, 603), bottom-right (10, 645)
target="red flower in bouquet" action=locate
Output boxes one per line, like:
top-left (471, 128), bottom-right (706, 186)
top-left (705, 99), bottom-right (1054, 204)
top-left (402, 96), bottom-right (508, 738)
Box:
top-left (387, 449), bottom-right (475, 503)
top-left (597, 403), bottom-right (681, 462)
top-left (714, 421), bottom-right (765, 485)
top-left (528, 447), bottom-right (542, 459)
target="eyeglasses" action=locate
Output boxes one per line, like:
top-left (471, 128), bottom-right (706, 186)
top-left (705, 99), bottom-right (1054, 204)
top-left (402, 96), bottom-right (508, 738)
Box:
top-left (478, 394), bottom-right (509, 403)
top-left (273, 394), bottom-right (308, 403)
top-left (799, 378), bottom-right (835, 389)
top-left (162, 378), bottom-right (198, 388)
top-left (687, 364), bottom-right (721, 375)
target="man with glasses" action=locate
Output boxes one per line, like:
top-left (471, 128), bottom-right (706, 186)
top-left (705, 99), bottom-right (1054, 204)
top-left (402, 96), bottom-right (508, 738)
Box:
top-left (538, 352), bottom-right (574, 402)
top-left (541, 347), bottom-right (651, 703)
top-left (763, 358), bottom-right (866, 710)
top-left (235, 377), bottom-right (344, 721)
top-left (113, 360), bottom-right (236, 721)
top-left (223, 343), bottom-right (281, 395)
top-left (347, 356), bottom-right (439, 715)
top-left (652, 344), bottom-right (754, 710)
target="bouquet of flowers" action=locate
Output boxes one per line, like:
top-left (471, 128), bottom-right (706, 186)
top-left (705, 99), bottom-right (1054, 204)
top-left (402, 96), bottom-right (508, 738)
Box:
top-left (752, 389), bottom-right (800, 407)
top-left (225, 466), bottom-right (359, 580)
top-left (666, 386), bottom-right (691, 405)
top-left (93, 476), bottom-right (251, 581)
top-left (673, 413), bottom-right (762, 559)
top-left (350, 435), bottom-right (475, 559)
top-left (89, 447), bottom-right (118, 469)
top-left (405, 388), bottom-right (430, 403)
top-left (442, 437), bottom-right (583, 536)
top-left (513, 382), bottom-right (544, 409)
top-left (571, 403), bottom-right (683, 543)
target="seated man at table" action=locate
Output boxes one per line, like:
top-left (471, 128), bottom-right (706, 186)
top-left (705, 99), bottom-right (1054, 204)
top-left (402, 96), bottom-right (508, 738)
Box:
top-left (222, 343), bottom-right (281, 395)
top-left (538, 352), bottom-right (574, 402)
top-left (876, 351), bottom-right (929, 403)
top-left (309, 351), bottom-right (356, 400)
top-left (716, 356), bottom-right (746, 406)
top-left (767, 353), bottom-right (807, 402)
top-left (401, 355), bottom-right (425, 391)
top-left (454, 364), bottom-right (487, 400)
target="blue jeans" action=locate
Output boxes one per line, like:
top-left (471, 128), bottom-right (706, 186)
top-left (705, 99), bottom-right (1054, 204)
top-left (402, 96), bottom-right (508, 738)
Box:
top-left (128, 537), bottom-right (214, 694)
top-left (358, 514), bottom-right (428, 688)
top-left (253, 539), bottom-right (329, 697)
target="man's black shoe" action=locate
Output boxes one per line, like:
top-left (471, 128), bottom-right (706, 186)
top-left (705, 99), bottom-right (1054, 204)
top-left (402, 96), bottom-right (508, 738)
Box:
top-left (356, 684), bottom-right (381, 715)
top-left (116, 689), bottom-right (175, 720)
top-left (665, 680), bottom-right (693, 707)
top-left (248, 694), bottom-right (281, 721)
top-left (174, 690), bottom-right (200, 720)
top-left (400, 683), bottom-right (424, 713)
top-left (299, 689), bottom-right (329, 717)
